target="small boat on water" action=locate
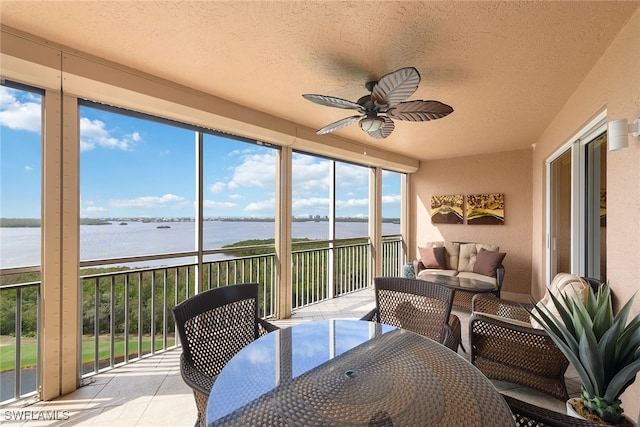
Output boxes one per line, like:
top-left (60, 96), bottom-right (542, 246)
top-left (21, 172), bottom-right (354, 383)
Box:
top-left (156, 225), bottom-right (171, 229)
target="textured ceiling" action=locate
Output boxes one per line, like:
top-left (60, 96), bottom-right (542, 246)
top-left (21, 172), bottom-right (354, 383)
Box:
top-left (1, 1), bottom-right (638, 161)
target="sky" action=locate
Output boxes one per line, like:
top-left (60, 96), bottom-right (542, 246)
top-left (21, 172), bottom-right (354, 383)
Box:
top-left (1, 84), bottom-right (402, 219)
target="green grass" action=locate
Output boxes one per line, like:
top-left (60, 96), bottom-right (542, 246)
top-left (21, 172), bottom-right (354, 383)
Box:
top-left (0, 335), bottom-right (176, 372)
top-left (0, 340), bottom-right (37, 373)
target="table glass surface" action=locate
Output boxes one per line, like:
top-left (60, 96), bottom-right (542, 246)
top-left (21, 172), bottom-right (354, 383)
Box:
top-left (428, 274), bottom-right (497, 291)
top-left (206, 319), bottom-right (514, 426)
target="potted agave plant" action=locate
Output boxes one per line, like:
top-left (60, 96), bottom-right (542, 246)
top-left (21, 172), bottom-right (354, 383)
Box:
top-left (530, 282), bottom-right (640, 426)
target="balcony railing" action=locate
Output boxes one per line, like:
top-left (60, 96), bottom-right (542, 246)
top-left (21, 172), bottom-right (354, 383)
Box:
top-left (0, 274), bottom-right (41, 404)
top-left (381, 236), bottom-right (403, 277)
top-left (0, 235), bottom-right (403, 404)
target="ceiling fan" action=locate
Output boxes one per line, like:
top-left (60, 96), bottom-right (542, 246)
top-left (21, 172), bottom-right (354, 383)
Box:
top-left (302, 67), bottom-right (453, 139)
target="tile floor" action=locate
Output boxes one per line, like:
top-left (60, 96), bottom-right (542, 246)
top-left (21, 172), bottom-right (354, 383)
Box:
top-left (0, 288), bottom-right (580, 426)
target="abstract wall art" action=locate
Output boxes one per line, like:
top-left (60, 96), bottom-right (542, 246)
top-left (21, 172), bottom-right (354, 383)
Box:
top-left (467, 193), bottom-right (505, 225)
top-left (430, 194), bottom-right (464, 224)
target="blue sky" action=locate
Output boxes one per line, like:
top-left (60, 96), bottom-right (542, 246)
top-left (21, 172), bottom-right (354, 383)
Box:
top-left (1, 85), bottom-right (402, 219)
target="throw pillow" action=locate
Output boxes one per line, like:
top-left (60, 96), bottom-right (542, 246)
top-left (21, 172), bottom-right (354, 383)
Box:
top-left (418, 246), bottom-right (447, 269)
top-left (472, 248), bottom-right (506, 277)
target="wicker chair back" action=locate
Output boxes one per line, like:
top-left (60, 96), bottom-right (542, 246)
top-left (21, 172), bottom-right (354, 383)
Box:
top-left (172, 283), bottom-right (278, 427)
top-left (363, 277), bottom-right (460, 351)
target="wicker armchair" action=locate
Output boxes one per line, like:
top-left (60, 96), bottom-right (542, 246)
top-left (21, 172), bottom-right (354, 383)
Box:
top-left (172, 283), bottom-right (279, 427)
top-left (503, 395), bottom-right (602, 426)
top-left (361, 277), bottom-right (462, 352)
top-left (469, 276), bottom-right (601, 401)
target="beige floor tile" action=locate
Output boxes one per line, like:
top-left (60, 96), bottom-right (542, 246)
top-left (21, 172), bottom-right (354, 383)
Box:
top-left (152, 375), bottom-right (192, 401)
top-left (105, 400), bottom-right (151, 423)
top-left (136, 395), bottom-right (195, 427)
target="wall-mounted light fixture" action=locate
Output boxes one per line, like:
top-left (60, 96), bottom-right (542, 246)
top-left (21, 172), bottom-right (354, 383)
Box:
top-left (608, 117), bottom-right (640, 151)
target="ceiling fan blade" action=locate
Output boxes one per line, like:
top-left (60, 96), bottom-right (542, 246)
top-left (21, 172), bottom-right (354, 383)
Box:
top-left (302, 94), bottom-right (364, 112)
top-left (387, 100), bottom-right (454, 121)
top-left (371, 67), bottom-right (420, 109)
top-left (316, 115), bottom-right (362, 135)
top-left (366, 117), bottom-right (395, 139)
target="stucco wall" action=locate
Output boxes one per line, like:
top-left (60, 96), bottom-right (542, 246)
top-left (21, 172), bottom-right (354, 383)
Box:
top-left (409, 149), bottom-right (533, 295)
top-left (530, 9), bottom-right (640, 420)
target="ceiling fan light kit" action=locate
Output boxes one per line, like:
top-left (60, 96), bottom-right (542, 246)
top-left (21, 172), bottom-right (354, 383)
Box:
top-left (303, 67), bottom-right (453, 139)
top-left (360, 117), bottom-right (385, 132)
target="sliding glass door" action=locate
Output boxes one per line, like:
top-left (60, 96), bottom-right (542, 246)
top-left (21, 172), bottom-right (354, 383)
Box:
top-left (549, 149), bottom-right (572, 277)
top-left (585, 133), bottom-right (607, 281)
top-left (547, 114), bottom-right (607, 283)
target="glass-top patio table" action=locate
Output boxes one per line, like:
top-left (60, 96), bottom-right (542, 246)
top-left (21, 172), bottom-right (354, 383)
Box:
top-left (421, 274), bottom-right (498, 310)
top-left (206, 319), bottom-right (514, 426)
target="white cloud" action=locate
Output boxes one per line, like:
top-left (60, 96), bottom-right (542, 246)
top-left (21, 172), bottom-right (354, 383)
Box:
top-left (203, 150), bottom-right (372, 217)
top-left (217, 151), bottom-right (365, 201)
top-left (227, 148), bottom-right (252, 158)
top-left (0, 87), bottom-right (41, 132)
top-left (292, 197), bottom-right (330, 209)
top-left (203, 200), bottom-right (237, 209)
top-left (79, 117), bottom-right (141, 151)
top-left (382, 194), bottom-right (401, 204)
top-left (209, 182), bottom-right (226, 193)
top-left (228, 152), bottom-right (276, 189)
top-left (335, 163), bottom-right (368, 188)
top-left (85, 206), bottom-right (107, 213)
top-left (109, 193), bottom-right (187, 209)
top-left (290, 155), bottom-right (367, 195)
top-left (24, 165), bottom-right (33, 171)
top-left (80, 201), bottom-right (108, 216)
top-left (292, 156), bottom-right (330, 194)
top-left (245, 199), bottom-right (275, 212)
top-left (336, 198), bottom-right (369, 209)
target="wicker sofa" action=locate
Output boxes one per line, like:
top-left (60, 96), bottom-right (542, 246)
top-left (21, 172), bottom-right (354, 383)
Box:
top-left (411, 241), bottom-right (506, 309)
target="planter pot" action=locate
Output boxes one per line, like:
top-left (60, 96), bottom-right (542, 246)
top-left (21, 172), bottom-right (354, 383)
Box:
top-left (567, 398), bottom-right (636, 426)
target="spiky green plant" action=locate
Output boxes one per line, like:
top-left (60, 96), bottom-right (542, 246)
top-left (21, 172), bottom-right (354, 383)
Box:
top-left (529, 283), bottom-right (640, 424)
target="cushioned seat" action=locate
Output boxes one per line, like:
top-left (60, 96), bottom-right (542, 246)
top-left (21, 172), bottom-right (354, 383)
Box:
top-left (469, 273), bottom-right (601, 400)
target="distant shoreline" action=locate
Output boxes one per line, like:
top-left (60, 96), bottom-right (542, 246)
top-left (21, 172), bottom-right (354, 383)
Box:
top-left (1, 217), bottom-right (400, 228)
top-left (0, 218), bottom-right (112, 227)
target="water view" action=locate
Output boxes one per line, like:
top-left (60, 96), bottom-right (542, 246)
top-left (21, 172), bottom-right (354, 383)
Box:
top-left (1, 220), bottom-right (400, 269)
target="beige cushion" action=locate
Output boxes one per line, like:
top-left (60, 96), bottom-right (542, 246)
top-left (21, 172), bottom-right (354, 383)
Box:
top-left (457, 243), bottom-right (499, 272)
top-left (530, 273), bottom-right (589, 329)
top-left (424, 241), bottom-right (460, 270)
top-left (443, 241), bottom-right (460, 270)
